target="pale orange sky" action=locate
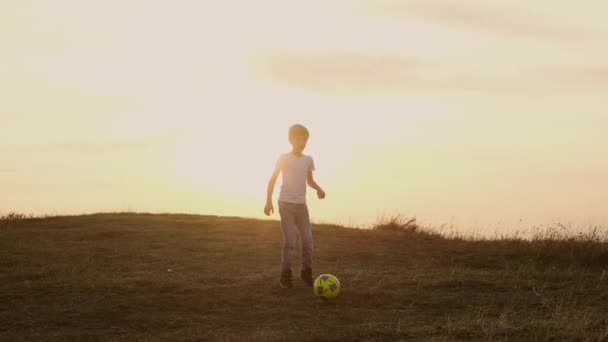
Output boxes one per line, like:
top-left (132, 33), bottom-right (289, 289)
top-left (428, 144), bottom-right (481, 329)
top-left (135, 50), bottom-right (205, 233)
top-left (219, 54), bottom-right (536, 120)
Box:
top-left (2, 1), bottom-right (607, 233)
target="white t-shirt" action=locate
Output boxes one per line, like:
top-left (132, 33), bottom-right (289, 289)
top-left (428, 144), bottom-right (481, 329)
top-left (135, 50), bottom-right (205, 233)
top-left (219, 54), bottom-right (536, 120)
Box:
top-left (276, 152), bottom-right (315, 204)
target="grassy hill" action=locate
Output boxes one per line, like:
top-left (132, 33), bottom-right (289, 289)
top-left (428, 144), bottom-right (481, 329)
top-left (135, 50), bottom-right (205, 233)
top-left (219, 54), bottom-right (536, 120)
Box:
top-left (2, 213), bottom-right (608, 341)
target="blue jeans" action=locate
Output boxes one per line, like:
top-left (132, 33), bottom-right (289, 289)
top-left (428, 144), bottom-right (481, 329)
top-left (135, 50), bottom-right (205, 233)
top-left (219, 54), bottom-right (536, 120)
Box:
top-left (278, 201), bottom-right (313, 272)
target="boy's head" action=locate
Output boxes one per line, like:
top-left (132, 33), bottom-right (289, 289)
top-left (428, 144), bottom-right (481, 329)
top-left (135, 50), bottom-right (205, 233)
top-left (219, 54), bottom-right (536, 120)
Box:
top-left (288, 124), bottom-right (309, 152)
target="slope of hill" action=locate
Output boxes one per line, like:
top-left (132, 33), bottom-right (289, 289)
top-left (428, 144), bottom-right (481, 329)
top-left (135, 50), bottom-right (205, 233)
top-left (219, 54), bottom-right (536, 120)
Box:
top-left (2, 213), bottom-right (608, 341)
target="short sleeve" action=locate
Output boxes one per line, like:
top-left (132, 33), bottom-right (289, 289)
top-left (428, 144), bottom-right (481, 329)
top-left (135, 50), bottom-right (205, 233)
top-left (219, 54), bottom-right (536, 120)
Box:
top-left (309, 156), bottom-right (315, 171)
top-left (275, 154), bottom-right (285, 170)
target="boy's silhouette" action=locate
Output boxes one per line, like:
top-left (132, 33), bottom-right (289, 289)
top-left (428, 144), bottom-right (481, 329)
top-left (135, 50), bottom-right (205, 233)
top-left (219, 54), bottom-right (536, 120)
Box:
top-left (265, 124), bottom-right (325, 288)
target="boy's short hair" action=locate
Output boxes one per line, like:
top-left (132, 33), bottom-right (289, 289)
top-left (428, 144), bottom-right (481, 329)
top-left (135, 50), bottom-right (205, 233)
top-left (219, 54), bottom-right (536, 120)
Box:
top-left (288, 124), bottom-right (309, 140)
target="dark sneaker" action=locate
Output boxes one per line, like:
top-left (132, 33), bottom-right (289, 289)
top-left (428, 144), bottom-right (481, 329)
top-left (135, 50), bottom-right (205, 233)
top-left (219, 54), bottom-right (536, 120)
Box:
top-left (301, 268), bottom-right (313, 287)
top-left (279, 269), bottom-right (293, 288)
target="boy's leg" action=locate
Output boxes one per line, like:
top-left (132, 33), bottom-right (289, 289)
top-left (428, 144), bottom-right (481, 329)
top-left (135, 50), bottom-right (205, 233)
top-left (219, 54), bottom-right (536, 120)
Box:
top-left (295, 204), bottom-right (313, 271)
top-left (278, 202), bottom-right (297, 272)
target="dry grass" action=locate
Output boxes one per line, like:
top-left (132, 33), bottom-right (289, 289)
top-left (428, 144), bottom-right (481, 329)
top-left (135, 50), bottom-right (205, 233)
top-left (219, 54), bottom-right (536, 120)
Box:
top-left (2, 213), bottom-right (608, 341)
top-left (372, 215), bottom-right (422, 233)
top-left (0, 211), bottom-right (39, 221)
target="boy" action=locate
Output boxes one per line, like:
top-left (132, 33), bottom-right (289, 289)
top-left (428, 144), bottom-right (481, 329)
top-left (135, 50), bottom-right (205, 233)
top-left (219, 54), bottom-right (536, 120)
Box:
top-left (264, 124), bottom-right (326, 288)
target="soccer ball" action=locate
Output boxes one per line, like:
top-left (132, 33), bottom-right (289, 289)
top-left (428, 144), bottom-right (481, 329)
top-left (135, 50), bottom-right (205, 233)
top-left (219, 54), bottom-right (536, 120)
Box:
top-left (313, 274), bottom-right (341, 299)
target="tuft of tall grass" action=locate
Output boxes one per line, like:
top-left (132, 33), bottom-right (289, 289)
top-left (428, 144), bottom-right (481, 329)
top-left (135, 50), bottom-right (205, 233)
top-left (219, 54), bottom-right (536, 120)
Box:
top-left (0, 212), bottom-right (43, 226)
top-left (530, 223), bottom-right (608, 267)
top-left (372, 214), bottom-right (421, 232)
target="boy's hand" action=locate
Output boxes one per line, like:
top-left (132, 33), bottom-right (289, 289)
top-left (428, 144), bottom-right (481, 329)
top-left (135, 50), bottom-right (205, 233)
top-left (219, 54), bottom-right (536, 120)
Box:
top-left (264, 202), bottom-right (274, 216)
top-left (317, 189), bottom-right (326, 199)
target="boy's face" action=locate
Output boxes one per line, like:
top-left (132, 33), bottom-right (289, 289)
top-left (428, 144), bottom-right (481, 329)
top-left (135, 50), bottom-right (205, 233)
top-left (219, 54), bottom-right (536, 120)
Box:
top-left (290, 134), bottom-right (308, 152)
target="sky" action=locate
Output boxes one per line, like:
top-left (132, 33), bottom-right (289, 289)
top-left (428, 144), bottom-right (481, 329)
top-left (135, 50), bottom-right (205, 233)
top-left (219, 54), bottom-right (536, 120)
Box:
top-left (2, 0), bottom-right (607, 233)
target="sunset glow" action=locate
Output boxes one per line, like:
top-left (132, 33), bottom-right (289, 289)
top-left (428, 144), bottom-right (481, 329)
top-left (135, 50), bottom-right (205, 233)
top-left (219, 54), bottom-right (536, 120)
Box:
top-left (2, 1), bottom-right (607, 232)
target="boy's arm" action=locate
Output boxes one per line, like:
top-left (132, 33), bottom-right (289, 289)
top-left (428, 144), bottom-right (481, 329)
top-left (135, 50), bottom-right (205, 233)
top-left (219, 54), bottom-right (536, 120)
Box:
top-left (264, 167), bottom-right (281, 215)
top-left (307, 170), bottom-right (326, 199)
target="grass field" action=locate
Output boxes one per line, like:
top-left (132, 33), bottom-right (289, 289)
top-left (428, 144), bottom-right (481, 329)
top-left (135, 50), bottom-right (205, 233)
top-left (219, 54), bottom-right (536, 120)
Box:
top-left (2, 213), bottom-right (608, 341)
